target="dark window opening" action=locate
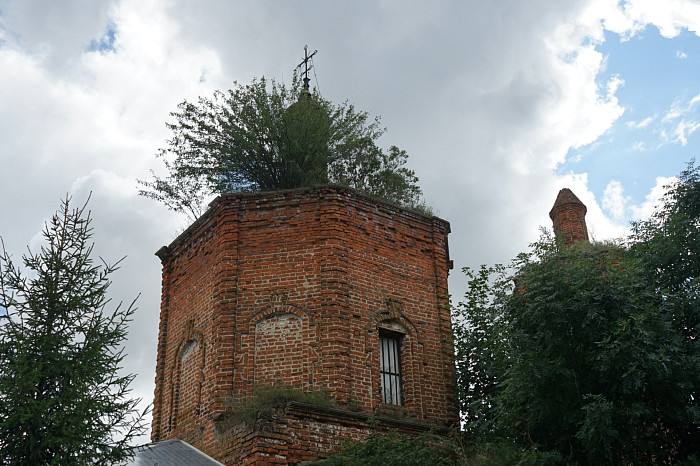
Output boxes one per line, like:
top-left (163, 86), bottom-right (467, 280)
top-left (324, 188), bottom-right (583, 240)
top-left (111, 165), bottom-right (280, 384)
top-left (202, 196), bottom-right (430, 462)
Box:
top-left (379, 329), bottom-right (403, 405)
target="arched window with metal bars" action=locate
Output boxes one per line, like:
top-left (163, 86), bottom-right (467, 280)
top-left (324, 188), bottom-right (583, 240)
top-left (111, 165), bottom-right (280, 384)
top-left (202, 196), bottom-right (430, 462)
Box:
top-left (379, 329), bottom-right (403, 405)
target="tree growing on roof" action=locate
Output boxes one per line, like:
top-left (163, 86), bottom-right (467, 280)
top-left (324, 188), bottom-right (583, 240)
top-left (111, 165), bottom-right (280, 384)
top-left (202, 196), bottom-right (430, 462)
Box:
top-left (0, 196), bottom-right (146, 465)
top-left (138, 76), bottom-right (424, 221)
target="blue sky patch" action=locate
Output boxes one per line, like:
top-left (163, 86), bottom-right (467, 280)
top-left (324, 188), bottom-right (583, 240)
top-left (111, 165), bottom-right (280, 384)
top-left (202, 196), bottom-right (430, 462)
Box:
top-left (560, 25), bottom-right (700, 217)
top-left (87, 27), bottom-right (116, 53)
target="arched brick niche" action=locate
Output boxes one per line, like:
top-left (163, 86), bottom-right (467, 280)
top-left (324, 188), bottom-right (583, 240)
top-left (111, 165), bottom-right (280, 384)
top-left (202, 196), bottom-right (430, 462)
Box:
top-left (234, 297), bottom-right (320, 398)
top-left (168, 320), bottom-right (206, 436)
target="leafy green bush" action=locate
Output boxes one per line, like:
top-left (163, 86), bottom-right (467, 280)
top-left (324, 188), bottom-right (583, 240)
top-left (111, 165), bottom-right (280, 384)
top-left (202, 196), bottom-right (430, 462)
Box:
top-left (322, 431), bottom-right (460, 466)
top-left (461, 440), bottom-right (525, 466)
top-left (515, 450), bottom-right (566, 466)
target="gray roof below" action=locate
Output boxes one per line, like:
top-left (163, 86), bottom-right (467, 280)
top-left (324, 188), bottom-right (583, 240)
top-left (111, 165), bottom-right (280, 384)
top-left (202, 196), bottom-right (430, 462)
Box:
top-left (122, 439), bottom-right (224, 466)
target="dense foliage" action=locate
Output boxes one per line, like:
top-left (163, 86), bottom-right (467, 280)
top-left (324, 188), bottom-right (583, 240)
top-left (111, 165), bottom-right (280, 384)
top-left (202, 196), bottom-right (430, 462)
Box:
top-left (628, 161), bottom-right (700, 461)
top-left (630, 161), bottom-right (700, 350)
top-left (453, 162), bottom-right (700, 464)
top-left (0, 197), bottom-right (146, 465)
top-left (322, 431), bottom-right (460, 466)
top-left (462, 241), bottom-right (695, 463)
top-left (139, 77), bottom-right (423, 220)
top-left (453, 263), bottom-right (509, 443)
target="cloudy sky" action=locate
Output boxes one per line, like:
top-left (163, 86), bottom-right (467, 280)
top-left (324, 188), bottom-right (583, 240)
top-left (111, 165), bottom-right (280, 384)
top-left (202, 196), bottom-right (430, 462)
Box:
top-left (1, 0), bottom-right (699, 443)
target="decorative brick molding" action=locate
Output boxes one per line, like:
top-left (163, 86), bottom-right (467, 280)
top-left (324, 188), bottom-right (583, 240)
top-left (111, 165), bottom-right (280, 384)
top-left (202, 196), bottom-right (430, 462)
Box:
top-left (151, 185), bottom-right (458, 463)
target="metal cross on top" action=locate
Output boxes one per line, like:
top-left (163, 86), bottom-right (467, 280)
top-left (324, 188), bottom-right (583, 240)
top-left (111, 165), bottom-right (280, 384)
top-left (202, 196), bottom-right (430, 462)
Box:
top-left (296, 45), bottom-right (318, 92)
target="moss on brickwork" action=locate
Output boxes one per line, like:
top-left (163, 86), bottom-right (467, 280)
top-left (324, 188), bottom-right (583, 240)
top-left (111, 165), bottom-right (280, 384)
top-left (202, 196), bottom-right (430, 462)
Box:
top-left (222, 384), bottom-right (337, 427)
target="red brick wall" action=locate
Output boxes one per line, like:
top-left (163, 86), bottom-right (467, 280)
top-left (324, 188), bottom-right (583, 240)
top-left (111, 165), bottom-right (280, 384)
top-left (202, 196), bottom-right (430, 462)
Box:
top-left (151, 185), bottom-right (457, 460)
top-left (549, 188), bottom-right (589, 247)
top-left (213, 402), bottom-right (450, 465)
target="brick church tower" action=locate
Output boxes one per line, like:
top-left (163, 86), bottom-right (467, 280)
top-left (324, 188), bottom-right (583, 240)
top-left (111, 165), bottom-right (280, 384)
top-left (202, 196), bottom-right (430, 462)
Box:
top-left (150, 185), bottom-right (457, 464)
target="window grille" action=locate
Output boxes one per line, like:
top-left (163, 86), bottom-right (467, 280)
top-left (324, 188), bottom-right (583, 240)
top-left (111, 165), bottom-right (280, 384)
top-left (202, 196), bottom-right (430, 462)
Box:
top-left (379, 330), bottom-right (402, 405)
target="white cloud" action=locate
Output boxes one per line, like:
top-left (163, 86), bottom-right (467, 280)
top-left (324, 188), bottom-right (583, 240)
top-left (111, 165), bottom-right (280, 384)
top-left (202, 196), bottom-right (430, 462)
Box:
top-left (628, 116), bottom-right (653, 128)
top-left (673, 120), bottom-right (700, 145)
top-left (0, 0), bottom-right (114, 73)
top-left (606, 0), bottom-right (700, 38)
top-left (664, 103), bottom-right (684, 122)
top-left (602, 180), bottom-right (630, 220)
top-left (655, 94), bottom-right (700, 145)
top-left (630, 176), bottom-right (677, 220)
top-left (677, 50), bottom-right (688, 59)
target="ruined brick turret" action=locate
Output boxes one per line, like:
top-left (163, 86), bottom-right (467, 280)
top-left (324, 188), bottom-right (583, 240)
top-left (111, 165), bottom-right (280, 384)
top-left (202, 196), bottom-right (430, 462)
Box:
top-left (151, 185), bottom-right (457, 464)
top-left (549, 188), bottom-right (589, 247)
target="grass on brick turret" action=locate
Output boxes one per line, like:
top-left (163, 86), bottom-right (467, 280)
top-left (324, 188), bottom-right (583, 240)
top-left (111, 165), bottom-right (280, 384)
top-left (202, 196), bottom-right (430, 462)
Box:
top-left (222, 384), bottom-right (337, 427)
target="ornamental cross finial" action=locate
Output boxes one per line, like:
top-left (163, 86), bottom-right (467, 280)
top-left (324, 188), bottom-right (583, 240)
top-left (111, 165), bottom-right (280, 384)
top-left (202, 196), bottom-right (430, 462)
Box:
top-left (296, 45), bottom-right (318, 93)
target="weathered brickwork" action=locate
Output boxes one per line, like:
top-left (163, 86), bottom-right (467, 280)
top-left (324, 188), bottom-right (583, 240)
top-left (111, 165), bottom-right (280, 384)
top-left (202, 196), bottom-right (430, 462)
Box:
top-left (213, 402), bottom-right (449, 465)
top-left (151, 185), bottom-right (457, 464)
top-left (549, 188), bottom-right (589, 247)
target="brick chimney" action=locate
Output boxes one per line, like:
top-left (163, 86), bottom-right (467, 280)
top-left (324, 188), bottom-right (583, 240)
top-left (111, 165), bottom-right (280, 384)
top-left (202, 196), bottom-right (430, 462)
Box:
top-left (549, 188), bottom-right (589, 247)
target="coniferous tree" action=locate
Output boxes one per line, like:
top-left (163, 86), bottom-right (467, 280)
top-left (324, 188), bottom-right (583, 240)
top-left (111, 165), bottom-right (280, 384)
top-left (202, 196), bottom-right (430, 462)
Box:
top-left (0, 196), bottom-right (146, 465)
